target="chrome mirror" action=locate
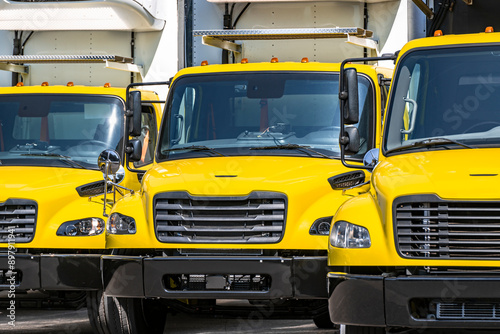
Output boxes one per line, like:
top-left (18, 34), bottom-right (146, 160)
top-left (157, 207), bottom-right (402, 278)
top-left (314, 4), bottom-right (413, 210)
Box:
top-left (363, 148), bottom-right (380, 169)
top-left (114, 165), bottom-right (125, 184)
top-left (98, 149), bottom-right (121, 177)
top-left (97, 149), bottom-right (132, 217)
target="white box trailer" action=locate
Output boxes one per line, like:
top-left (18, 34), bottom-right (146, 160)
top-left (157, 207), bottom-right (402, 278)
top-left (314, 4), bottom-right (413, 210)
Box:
top-left (0, 0), bottom-right (178, 94)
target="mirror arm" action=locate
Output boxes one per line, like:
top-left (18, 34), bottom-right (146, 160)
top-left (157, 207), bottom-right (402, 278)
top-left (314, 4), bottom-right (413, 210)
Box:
top-left (106, 180), bottom-right (135, 194)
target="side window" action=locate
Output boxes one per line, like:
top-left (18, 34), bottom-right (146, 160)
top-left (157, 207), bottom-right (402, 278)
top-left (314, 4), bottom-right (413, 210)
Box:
top-left (402, 64), bottom-right (421, 140)
top-left (133, 105), bottom-right (157, 167)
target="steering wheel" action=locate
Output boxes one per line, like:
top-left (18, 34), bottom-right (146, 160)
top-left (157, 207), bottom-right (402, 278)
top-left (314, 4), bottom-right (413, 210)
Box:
top-left (77, 140), bottom-right (110, 148)
top-left (462, 122), bottom-right (500, 134)
top-left (318, 126), bottom-right (340, 131)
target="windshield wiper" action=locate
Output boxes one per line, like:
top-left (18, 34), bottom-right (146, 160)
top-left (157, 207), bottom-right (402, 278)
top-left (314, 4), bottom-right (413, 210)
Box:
top-left (386, 137), bottom-right (474, 154)
top-left (250, 143), bottom-right (333, 159)
top-left (21, 153), bottom-right (88, 169)
top-left (162, 145), bottom-right (226, 157)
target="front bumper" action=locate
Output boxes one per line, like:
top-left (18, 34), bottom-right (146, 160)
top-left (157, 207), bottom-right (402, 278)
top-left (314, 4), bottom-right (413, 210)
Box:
top-left (103, 255), bottom-right (328, 299)
top-left (328, 272), bottom-right (500, 329)
top-left (0, 254), bottom-right (101, 290)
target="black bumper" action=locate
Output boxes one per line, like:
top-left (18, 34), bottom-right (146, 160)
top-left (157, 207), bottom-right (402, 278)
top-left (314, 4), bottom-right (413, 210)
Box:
top-left (328, 272), bottom-right (500, 329)
top-left (103, 255), bottom-right (328, 299)
top-left (0, 254), bottom-right (101, 290)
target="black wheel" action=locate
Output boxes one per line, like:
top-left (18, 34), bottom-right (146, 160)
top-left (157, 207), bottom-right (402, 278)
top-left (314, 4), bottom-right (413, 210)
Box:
top-left (313, 311), bottom-right (338, 329)
top-left (345, 325), bottom-right (386, 334)
top-left (87, 290), bottom-right (111, 334)
top-left (107, 297), bottom-right (167, 334)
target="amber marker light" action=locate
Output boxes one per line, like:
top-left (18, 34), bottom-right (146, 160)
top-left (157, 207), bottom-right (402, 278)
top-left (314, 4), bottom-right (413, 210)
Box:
top-left (241, 58), bottom-right (249, 64)
top-left (434, 30), bottom-right (443, 36)
top-left (301, 57), bottom-right (309, 63)
top-left (16, 82), bottom-right (23, 87)
top-left (485, 26), bottom-right (494, 33)
top-left (201, 60), bottom-right (209, 66)
top-left (270, 57), bottom-right (279, 63)
top-left (67, 82), bottom-right (74, 87)
top-left (41, 82), bottom-right (49, 86)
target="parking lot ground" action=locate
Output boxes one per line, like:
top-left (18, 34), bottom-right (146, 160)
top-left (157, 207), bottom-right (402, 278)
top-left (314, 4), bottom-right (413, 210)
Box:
top-left (0, 307), bottom-right (337, 334)
top-left (1, 306), bottom-right (499, 334)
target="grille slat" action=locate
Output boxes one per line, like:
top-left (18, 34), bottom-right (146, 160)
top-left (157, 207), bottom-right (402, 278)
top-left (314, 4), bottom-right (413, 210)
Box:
top-left (155, 203), bottom-right (284, 211)
top-left (394, 195), bottom-right (500, 259)
top-left (0, 200), bottom-right (37, 243)
top-left (437, 302), bottom-right (500, 320)
top-left (156, 214), bottom-right (284, 222)
top-left (154, 192), bottom-right (286, 244)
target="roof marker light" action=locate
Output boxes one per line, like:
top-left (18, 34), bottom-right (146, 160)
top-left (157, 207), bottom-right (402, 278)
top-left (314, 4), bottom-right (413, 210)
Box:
top-left (67, 82), bottom-right (74, 87)
top-left (104, 83), bottom-right (111, 88)
top-left (434, 30), bottom-right (443, 37)
top-left (485, 26), bottom-right (494, 33)
top-left (270, 57), bottom-right (279, 63)
top-left (201, 60), bottom-right (209, 66)
top-left (301, 57), bottom-right (309, 63)
top-left (41, 82), bottom-right (49, 86)
top-left (241, 58), bottom-right (249, 64)
top-left (16, 82), bottom-right (23, 87)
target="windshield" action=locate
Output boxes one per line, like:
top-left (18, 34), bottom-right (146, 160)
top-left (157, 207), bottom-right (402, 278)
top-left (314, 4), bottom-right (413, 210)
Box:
top-left (0, 94), bottom-right (124, 168)
top-left (384, 45), bottom-right (500, 153)
top-left (158, 72), bottom-right (374, 160)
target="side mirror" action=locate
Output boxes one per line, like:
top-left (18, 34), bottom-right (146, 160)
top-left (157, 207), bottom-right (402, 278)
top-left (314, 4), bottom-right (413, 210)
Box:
top-left (127, 90), bottom-right (142, 137)
top-left (340, 68), bottom-right (359, 125)
top-left (343, 126), bottom-right (360, 154)
top-left (98, 149), bottom-right (121, 176)
top-left (363, 148), bottom-right (380, 169)
top-left (126, 139), bottom-right (143, 162)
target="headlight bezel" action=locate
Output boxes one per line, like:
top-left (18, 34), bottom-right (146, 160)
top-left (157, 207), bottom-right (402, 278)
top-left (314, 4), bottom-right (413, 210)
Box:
top-left (56, 218), bottom-right (105, 236)
top-left (309, 216), bottom-right (333, 235)
top-left (330, 220), bottom-right (371, 248)
top-left (107, 212), bottom-right (136, 235)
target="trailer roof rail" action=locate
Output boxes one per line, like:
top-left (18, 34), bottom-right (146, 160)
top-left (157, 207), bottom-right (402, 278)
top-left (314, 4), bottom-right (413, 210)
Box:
top-left (194, 27), bottom-right (375, 54)
top-left (0, 55), bottom-right (143, 81)
top-left (0, 55), bottom-right (134, 64)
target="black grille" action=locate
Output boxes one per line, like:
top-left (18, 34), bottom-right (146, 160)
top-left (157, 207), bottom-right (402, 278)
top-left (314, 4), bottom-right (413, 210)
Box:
top-left (164, 274), bottom-right (271, 292)
top-left (0, 199), bottom-right (37, 243)
top-left (437, 301), bottom-right (500, 320)
top-left (154, 192), bottom-right (286, 244)
top-left (394, 195), bottom-right (500, 259)
top-left (76, 180), bottom-right (112, 197)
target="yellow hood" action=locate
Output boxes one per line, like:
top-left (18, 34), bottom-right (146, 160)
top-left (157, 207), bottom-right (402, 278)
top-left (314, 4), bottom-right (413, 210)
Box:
top-left (0, 166), bottom-right (107, 249)
top-left (144, 156), bottom-right (350, 197)
top-left (0, 166), bottom-right (102, 202)
top-left (374, 148), bottom-right (500, 200)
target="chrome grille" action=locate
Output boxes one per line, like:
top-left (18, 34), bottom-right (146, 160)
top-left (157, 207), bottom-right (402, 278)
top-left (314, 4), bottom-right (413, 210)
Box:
top-left (0, 199), bottom-right (37, 243)
top-left (154, 192), bottom-right (286, 243)
top-left (437, 301), bottom-right (500, 320)
top-left (395, 195), bottom-right (500, 259)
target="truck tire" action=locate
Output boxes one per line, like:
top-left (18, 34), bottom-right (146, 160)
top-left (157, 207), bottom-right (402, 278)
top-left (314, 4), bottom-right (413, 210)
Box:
top-left (87, 290), bottom-right (111, 334)
top-left (108, 296), bottom-right (167, 334)
top-left (313, 311), bottom-right (337, 329)
top-left (345, 325), bottom-right (386, 334)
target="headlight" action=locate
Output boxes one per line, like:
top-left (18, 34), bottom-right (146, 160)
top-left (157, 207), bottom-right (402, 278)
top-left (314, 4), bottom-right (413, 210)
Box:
top-left (57, 218), bottom-right (104, 236)
top-left (309, 216), bottom-right (333, 235)
top-left (107, 213), bottom-right (136, 234)
top-left (330, 221), bottom-right (370, 248)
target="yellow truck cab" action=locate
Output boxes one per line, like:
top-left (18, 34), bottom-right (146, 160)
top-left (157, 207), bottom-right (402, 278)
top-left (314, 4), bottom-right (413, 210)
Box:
top-left (328, 30), bottom-right (500, 332)
top-left (100, 59), bottom-right (391, 332)
top-left (0, 82), bottom-right (162, 314)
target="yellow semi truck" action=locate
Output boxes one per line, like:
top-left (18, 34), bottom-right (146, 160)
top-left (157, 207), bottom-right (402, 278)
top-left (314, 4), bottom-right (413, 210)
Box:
top-left (0, 81), bottom-right (163, 331)
top-left (328, 29), bottom-right (500, 332)
top-left (98, 58), bottom-right (392, 333)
